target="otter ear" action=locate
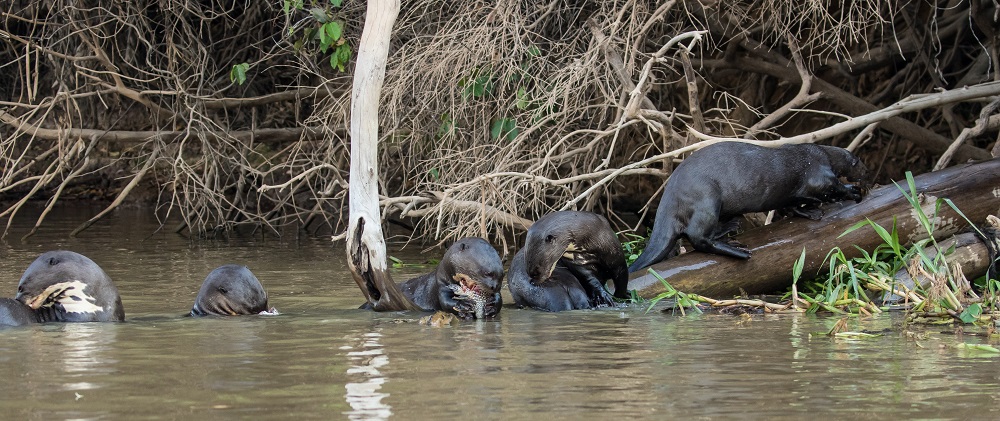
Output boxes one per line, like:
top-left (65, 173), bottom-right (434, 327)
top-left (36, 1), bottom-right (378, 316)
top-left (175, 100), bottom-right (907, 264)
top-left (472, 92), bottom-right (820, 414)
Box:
top-left (458, 242), bottom-right (468, 251)
top-left (48, 257), bottom-right (60, 266)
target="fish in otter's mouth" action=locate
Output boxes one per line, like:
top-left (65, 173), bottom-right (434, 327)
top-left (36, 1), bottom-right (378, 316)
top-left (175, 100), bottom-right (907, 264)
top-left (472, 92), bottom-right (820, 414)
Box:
top-left (21, 280), bottom-right (104, 315)
top-left (449, 273), bottom-right (496, 319)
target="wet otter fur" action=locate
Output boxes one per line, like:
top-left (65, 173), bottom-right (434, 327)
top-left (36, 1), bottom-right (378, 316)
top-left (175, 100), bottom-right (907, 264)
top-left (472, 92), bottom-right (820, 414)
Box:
top-left (15, 250), bottom-right (125, 322)
top-left (508, 211), bottom-right (629, 311)
top-left (361, 238), bottom-right (504, 319)
top-left (191, 265), bottom-right (270, 316)
top-left (628, 142), bottom-right (869, 272)
top-left (0, 298), bottom-right (40, 327)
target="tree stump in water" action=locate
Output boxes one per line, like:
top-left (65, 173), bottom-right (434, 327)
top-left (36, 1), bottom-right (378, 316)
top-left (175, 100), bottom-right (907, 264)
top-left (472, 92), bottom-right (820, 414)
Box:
top-left (626, 158), bottom-right (1000, 298)
top-left (346, 0), bottom-right (419, 311)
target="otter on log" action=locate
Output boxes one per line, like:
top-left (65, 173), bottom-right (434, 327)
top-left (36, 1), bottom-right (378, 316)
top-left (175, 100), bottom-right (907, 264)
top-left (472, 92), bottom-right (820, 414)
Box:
top-left (15, 250), bottom-right (125, 322)
top-left (508, 211), bottom-right (630, 311)
top-left (628, 142), bottom-right (869, 273)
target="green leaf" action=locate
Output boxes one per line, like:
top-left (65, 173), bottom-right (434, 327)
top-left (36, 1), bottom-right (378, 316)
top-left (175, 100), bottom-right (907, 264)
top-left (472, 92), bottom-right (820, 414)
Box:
top-left (283, 0), bottom-right (305, 14)
top-left (955, 343), bottom-right (1000, 353)
top-left (838, 219), bottom-right (874, 238)
top-left (331, 0), bottom-right (343, 6)
top-left (527, 45), bottom-right (541, 57)
top-left (337, 43), bottom-right (351, 62)
top-left (389, 256), bottom-right (404, 268)
top-left (229, 62), bottom-right (249, 85)
top-left (325, 21), bottom-right (342, 42)
top-left (310, 7), bottom-right (330, 23)
top-left (436, 113), bottom-right (454, 138)
top-left (428, 168), bottom-right (440, 180)
top-left (792, 247), bottom-right (806, 283)
top-left (490, 118), bottom-right (517, 141)
top-left (959, 303), bottom-right (983, 323)
top-left (329, 44), bottom-right (351, 72)
top-left (318, 24), bottom-right (333, 52)
top-left (516, 86), bottom-right (529, 110)
top-left (489, 119), bottom-right (503, 139)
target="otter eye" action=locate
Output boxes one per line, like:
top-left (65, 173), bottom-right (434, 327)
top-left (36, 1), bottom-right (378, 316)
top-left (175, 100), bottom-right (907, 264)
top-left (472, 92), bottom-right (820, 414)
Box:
top-left (545, 235), bottom-right (555, 243)
top-left (16, 285), bottom-right (24, 294)
top-left (483, 271), bottom-right (494, 278)
top-left (217, 287), bottom-right (229, 294)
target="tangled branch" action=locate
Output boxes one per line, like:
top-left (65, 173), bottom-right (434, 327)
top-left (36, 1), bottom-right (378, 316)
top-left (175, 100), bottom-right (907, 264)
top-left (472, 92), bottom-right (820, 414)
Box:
top-left (2, 1), bottom-right (998, 248)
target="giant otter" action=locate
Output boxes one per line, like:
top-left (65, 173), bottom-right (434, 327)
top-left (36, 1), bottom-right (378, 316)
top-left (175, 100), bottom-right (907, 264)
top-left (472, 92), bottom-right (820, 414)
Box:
top-left (628, 142), bottom-right (869, 272)
top-left (191, 265), bottom-right (270, 316)
top-left (508, 211), bottom-right (629, 311)
top-left (507, 248), bottom-right (593, 311)
top-left (0, 298), bottom-right (40, 327)
top-left (15, 250), bottom-right (125, 322)
top-left (360, 237), bottom-right (504, 319)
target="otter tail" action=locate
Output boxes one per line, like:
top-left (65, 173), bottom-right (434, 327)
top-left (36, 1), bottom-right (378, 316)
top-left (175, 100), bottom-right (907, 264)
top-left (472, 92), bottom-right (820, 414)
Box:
top-left (628, 224), bottom-right (681, 273)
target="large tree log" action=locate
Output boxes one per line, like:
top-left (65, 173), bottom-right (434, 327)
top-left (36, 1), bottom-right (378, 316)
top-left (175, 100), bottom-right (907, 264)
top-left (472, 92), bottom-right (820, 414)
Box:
top-left (346, 0), bottom-right (419, 311)
top-left (626, 158), bottom-right (1000, 298)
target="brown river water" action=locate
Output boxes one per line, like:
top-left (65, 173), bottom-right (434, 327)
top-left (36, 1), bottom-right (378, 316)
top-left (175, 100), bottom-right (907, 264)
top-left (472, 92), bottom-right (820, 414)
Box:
top-left (1, 205), bottom-right (999, 420)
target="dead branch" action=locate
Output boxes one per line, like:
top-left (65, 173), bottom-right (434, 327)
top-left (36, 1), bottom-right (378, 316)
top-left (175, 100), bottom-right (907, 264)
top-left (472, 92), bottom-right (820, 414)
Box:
top-left (691, 81), bottom-right (1000, 149)
top-left (0, 109), bottom-right (329, 145)
top-left (705, 56), bottom-right (994, 162)
top-left (71, 146), bottom-right (161, 238)
top-left (742, 37), bottom-right (822, 139)
top-left (3, 0), bottom-right (1000, 246)
top-left (934, 99), bottom-right (1000, 170)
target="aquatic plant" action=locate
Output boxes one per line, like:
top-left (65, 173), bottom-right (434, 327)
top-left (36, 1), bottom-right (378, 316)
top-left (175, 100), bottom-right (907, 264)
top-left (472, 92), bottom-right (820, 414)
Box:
top-left (794, 172), bottom-right (997, 324)
top-left (645, 271), bottom-right (702, 315)
top-left (620, 231), bottom-right (649, 267)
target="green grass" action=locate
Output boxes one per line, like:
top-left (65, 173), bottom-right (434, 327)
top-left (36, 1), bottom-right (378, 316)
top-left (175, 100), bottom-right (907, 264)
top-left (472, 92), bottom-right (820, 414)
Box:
top-left (795, 171), bottom-right (998, 323)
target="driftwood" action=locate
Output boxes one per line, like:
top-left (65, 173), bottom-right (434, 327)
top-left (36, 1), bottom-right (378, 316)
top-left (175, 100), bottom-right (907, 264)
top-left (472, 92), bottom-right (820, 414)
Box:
top-left (626, 158), bottom-right (1000, 299)
top-left (346, 0), bottom-right (419, 311)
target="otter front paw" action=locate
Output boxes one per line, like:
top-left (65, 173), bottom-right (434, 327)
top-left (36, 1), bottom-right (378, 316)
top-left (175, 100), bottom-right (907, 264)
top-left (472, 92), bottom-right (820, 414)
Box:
top-left (845, 184), bottom-right (864, 203)
top-left (452, 300), bottom-right (478, 320)
top-left (589, 289), bottom-right (617, 308)
top-left (790, 206), bottom-right (824, 220)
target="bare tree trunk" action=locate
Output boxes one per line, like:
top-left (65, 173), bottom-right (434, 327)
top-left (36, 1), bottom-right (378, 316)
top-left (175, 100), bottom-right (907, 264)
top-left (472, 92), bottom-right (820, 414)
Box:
top-left (626, 158), bottom-right (1000, 298)
top-left (346, 0), bottom-right (419, 311)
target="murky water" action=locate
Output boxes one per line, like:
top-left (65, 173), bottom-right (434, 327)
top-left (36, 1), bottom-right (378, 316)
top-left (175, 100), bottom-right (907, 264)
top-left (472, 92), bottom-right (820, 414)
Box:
top-left (1, 205), bottom-right (999, 419)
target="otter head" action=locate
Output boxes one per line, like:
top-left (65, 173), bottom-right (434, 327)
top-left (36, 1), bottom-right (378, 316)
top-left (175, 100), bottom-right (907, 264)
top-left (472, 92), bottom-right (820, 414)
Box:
top-left (821, 146), bottom-right (871, 203)
top-left (824, 146), bottom-right (870, 184)
top-left (437, 238), bottom-right (504, 295)
top-left (523, 211), bottom-right (609, 280)
top-left (15, 250), bottom-right (125, 322)
top-left (191, 265), bottom-right (269, 316)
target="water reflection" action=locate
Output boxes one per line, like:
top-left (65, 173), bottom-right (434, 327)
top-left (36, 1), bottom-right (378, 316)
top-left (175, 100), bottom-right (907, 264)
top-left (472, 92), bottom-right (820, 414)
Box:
top-left (344, 329), bottom-right (392, 420)
top-left (56, 323), bottom-right (119, 392)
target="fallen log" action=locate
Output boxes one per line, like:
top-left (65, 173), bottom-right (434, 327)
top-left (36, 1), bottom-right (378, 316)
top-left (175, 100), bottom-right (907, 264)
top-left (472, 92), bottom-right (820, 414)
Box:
top-left (881, 226), bottom-right (1000, 303)
top-left (626, 157), bottom-right (1000, 299)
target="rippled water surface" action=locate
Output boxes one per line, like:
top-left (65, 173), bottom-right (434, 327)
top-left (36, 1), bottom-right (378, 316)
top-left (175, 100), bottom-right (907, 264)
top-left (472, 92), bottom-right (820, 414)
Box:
top-left (1, 205), bottom-right (999, 419)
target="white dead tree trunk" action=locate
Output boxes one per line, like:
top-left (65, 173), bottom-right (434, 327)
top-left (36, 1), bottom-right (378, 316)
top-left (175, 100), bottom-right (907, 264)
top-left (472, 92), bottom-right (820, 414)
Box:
top-left (346, 0), bottom-right (419, 311)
